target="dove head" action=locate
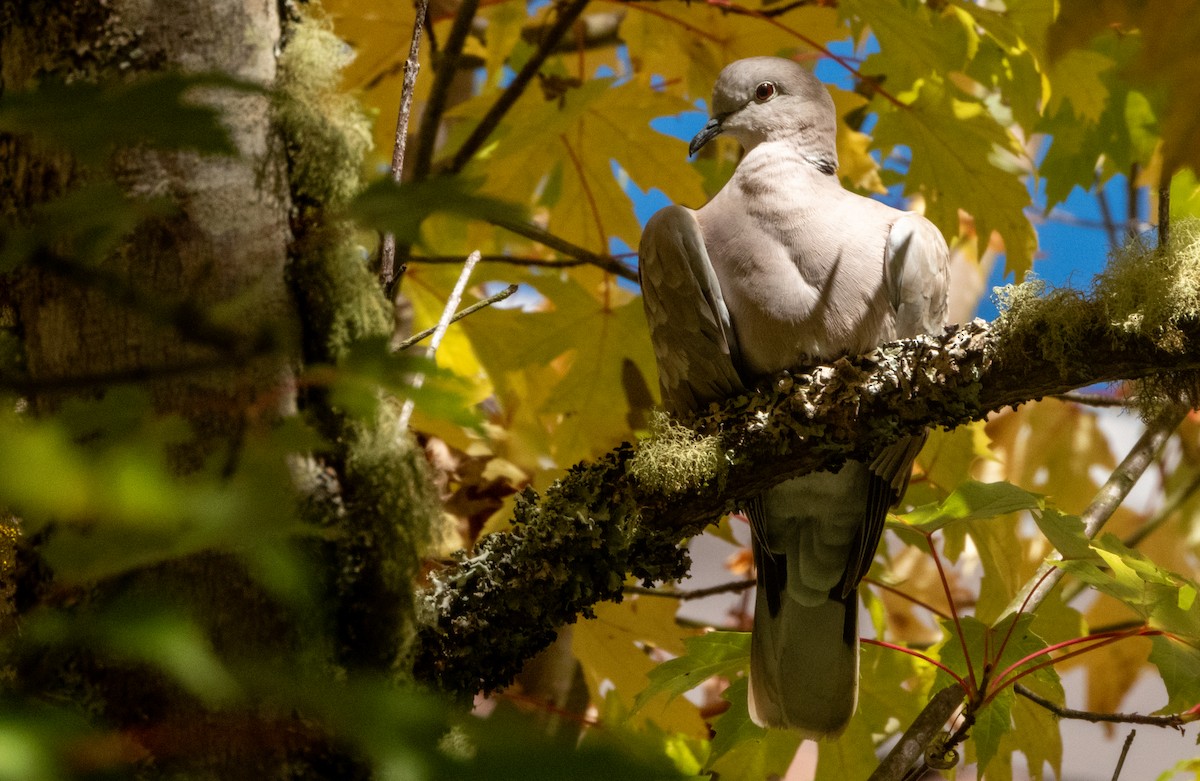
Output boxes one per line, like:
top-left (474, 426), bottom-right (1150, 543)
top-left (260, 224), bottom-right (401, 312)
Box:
top-left (689, 57), bottom-right (838, 171)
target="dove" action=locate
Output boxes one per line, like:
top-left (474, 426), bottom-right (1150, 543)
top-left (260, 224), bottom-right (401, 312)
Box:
top-left (639, 56), bottom-right (949, 735)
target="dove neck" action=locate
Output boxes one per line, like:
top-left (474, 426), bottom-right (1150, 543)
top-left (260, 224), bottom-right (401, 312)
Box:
top-left (733, 141), bottom-right (840, 192)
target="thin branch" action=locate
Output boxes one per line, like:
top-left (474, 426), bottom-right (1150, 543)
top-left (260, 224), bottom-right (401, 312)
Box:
top-left (408, 254), bottom-right (630, 273)
top-left (1128, 163), bottom-right (1141, 240)
top-left (379, 0), bottom-right (432, 291)
top-left (998, 404), bottom-right (1186, 620)
top-left (1112, 730), bottom-right (1137, 781)
top-left (447, 0), bottom-right (593, 174)
top-left (1016, 685), bottom-right (1187, 730)
top-left (1159, 169), bottom-right (1172, 250)
top-left (1097, 174), bottom-right (1121, 250)
top-left (867, 685), bottom-right (965, 781)
top-left (411, 0), bottom-right (481, 182)
top-left (486, 215), bottom-right (639, 281)
top-left (397, 283), bottom-right (519, 350)
top-left (1124, 470), bottom-right (1200, 550)
top-left (398, 250), bottom-right (481, 429)
top-left (623, 579), bottom-right (754, 600)
top-left (1052, 390), bottom-right (1134, 408)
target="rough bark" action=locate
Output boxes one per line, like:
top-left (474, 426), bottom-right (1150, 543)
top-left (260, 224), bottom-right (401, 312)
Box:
top-left (0, 1), bottom-right (315, 777)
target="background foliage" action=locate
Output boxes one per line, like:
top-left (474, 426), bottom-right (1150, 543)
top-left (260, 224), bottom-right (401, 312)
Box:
top-left (2, 0), bottom-right (1200, 779)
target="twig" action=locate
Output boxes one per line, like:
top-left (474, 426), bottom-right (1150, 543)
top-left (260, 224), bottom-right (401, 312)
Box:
top-left (408, 253), bottom-right (631, 273)
top-left (1052, 391), bottom-right (1133, 408)
top-left (868, 685), bottom-right (965, 781)
top-left (999, 404), bottom-right (1186, 620)
top-left (447, 0), bottom-right (593, 174)
top-left (1128, 162), bottom-right (1141, 240)
top-left (379, 0), bottom-right (432, 291)
top-left (1112, 729), bottom-right (1136, 781)
top-left (1097, 174), bottom-right (1120, 250)
top-left (398, 250), bottom-right (481, 429)
top-left (1015, 686), bottom-right (1186, 731)
top-left (397, 283), bottom-right (518, 350)
top-left (411, 0), bottom-right (481, 182)
top-left (1159, 169), bottom-right (1172, 249)
top-left (622, 579), bottom-right (754, 600)
top-left (487, 215), bottom-right (639, 281)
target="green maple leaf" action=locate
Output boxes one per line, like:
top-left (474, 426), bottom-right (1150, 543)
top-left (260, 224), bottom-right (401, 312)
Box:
top-left (872, 78), bottom-right (1038, 277)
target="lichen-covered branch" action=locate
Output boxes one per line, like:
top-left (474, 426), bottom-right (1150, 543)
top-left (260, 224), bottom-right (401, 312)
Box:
top-left (414, 229), bottom-right (1200, 696)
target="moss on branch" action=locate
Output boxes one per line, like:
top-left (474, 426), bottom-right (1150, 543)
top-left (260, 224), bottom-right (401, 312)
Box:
top-left (413, 236), bottom-right (1200, 695)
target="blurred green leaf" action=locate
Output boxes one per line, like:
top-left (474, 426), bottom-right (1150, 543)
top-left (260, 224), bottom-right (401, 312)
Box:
top-left (313, 336), bottom-right (481, 430)
top-left (0, 72), bottom-right (256, 163)
top-left (902, 480), bottom-right (1045, 532)
top-left (351, 177), bottom-right (526, 246)
top-left (635, 632), bottom-right (749, 712)
top-left (0, 182), bottom-right (170, 272)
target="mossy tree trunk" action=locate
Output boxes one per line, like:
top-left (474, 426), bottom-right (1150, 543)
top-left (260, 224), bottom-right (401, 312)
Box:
top-left (0, 1), bottom-right (374, 776)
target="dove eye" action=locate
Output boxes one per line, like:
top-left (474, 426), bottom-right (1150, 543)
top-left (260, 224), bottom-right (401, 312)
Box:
top-left (754, 81), bottom-right (777, 102)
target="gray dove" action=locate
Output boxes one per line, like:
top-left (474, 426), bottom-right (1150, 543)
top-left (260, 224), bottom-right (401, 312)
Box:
top-left (639, 57), bottom-right (949, 736)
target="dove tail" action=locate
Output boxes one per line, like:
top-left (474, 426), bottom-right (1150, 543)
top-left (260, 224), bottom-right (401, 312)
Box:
top-left (748, 586), bottom-right (859, 736)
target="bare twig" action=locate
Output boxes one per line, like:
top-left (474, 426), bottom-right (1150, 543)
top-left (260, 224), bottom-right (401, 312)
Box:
top-left (1159, 169), bottom-right (1172, 250)
top-left (1124, 470), bottom-right (1200, 550)
top-left (1112, 730), bottom-right (1137, 781)
top-left (447, 0), bottom-right (593, 174)
top-left (1015, 685), bottom-right (1187, 731)
top-left (397, 283), bottom-right (518, 350)
top-left (999, 404), bottom-right (1186, 620)
top-left (1096, 172), bottom-right (1121, 250)
top-left (398, 250), bottom-right (481, 429)
top-left (379, 0), bottom-right (432, 291)
top-left (1128, 163), bottom-right (1141, 239)
top-left (411, 0), bottom-right (481, 182)
top-left (487, 215), bottom-right (639, 281)
top-left (623, 579), bottom-right (754, 600)
top-left (868, 685), bottom-right (965, 781)
top-left (409, 253), bottom-right (633, 273)
top-left (1053, 390), bottom-right (1134, 408)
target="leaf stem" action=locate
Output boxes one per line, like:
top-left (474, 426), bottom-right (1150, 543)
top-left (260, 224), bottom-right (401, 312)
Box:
top-left (926, 533), bottom-right (978, 696)
top-left (862, 639), bottom-right (967, 689)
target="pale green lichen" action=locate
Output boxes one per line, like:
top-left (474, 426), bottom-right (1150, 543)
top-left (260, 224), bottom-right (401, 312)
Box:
top-left (1095, 219), bottom-right (1200, 414)
top-left (628, 411), bottom-right (727, 495)
top-left (992, 276), bottom-right (1092, 375)
top-left (274, 11), bottom-right (373, 209)
top-left (1095, 219), bottom-right (1200, 352)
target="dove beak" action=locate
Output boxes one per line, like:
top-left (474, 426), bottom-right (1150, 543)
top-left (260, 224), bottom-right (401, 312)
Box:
top-left (689, 115), bottom-right (724, 157)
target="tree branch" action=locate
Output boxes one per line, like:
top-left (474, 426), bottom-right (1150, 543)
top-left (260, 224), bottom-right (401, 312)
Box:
top-left (411, 0), bottom-right (481, 182)
top-left (379, 0), bottom-right (432, 290)
top-left (486, 215), bottom-right (639, 281)
top-left (413, 297), bottom-right (1200, 695)
top-left (396, 284), bottom-right (518, 351)
top-left (867, 684), bottom-right (965, 781)
top-left (1015, 685), bottom-right (1190, 730)
top-left (446, 0), bottom-right (593, 175)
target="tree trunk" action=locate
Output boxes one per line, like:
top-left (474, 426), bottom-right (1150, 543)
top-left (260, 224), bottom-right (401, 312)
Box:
top-left (0, 1), bottom-right (324, 776)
